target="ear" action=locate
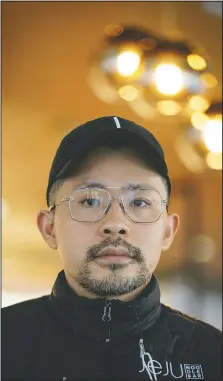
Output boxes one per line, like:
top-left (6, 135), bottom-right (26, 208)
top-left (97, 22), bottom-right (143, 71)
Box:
top-left (37, 210), bottom-right (58, 249)
top-left (162, 213), bottom-right (180, 251)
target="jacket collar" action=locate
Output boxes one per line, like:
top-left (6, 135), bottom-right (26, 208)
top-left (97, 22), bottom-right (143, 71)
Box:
top-left (50, 270), bottom-right (161, 343)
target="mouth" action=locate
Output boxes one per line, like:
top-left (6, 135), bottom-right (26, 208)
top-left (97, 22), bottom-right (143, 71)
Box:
top-left (94, 247), bottom-right (133, 263)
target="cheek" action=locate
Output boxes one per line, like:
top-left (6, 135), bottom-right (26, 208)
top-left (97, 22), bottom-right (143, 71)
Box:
top-left (134, 223), bottom-right (166, 254)
top-left (54, 215), bottom-right (94, 265)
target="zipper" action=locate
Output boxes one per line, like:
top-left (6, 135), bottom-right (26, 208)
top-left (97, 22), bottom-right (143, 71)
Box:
top-left (102, 301), bottom-right (111, 322)
top-left (102, 301), bottom-right (112, 343)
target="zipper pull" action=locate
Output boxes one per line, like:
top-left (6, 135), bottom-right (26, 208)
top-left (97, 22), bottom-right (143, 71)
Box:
top-left (139, 339), bottom-right (145, 358)
top-left (102, 301), bottom-right (112, 322)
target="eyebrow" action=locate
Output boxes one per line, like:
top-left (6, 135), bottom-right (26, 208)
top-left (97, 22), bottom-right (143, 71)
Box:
top-left (75, 181), bottom-right (156, 190)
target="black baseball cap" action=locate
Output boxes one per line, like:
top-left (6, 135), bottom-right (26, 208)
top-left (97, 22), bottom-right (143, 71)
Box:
top-left (46, 116), bottom-right (171, 206)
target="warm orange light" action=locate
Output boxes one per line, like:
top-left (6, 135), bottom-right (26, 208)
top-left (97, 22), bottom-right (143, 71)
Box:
top-left (203, 117), bottom-right (222, 153)
top-left (191, 112), bottom-right (209, 131)
top-left (200, 73), bottom-right (218, 88)
top-left (157, 100), bottom-right (181, 115)
top-left (187, 54), bottom-right (207, 71)
top-left (155, 64), bottom-right (184, 95)
top-left (105, 24), bottom-right (123, 37)
top-left (118, 85), bottom-right (141, 101)
top-left (189, 95), bottom-right (210, 112)
top-left (206, 152), bottom-right (222, 170)
top-left (117, 51), bottom-right (141, 76)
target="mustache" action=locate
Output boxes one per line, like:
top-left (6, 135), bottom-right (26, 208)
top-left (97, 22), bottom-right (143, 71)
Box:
top-left (86, 237), bottom-right (143, 262)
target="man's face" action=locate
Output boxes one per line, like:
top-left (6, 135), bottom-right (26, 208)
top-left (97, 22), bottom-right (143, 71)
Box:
top-left (38, 150), bottom-right (179, 300)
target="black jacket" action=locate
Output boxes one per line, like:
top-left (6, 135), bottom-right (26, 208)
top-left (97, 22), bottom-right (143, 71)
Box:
top-left (2, 271), bottom-right (222, 380)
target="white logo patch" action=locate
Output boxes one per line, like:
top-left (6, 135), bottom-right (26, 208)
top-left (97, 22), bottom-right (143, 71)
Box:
top-left (184, 364), bottom-right (204, 379)
top-left (140, 351), bottom-right (204, 379)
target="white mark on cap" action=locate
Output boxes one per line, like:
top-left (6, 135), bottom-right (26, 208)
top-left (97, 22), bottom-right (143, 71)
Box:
top-left (113, 117), bottom-right (121, 128)
top-left (56, 158), bottom-right (72, 178)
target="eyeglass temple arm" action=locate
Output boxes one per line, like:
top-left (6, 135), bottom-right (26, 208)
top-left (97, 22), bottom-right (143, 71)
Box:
top-left (162, 200), bottom-right (168, 211)
top-left (49, 197), bottom-right (70, 212)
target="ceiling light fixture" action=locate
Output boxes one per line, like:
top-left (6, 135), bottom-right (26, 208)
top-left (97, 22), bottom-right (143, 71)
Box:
top-left (89, 25), bottom-right (218, 120)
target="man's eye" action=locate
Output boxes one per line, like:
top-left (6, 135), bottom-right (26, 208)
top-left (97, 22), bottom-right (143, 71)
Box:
top-left (131, 198), bottom-right (151, 208)
top-left (80, 198), bottom-right (101, 207)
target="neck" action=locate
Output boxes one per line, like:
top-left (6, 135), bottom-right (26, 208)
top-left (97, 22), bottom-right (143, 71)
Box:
top-left (65, 269), bottom-right (151, 302)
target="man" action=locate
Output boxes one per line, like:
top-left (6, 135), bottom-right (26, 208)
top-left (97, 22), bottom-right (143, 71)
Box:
top-left (2, 116), bottom-right (222, 380)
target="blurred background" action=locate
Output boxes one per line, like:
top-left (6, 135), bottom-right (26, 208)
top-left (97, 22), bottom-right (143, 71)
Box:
top-left (2, 1), bottom-right (222, 329)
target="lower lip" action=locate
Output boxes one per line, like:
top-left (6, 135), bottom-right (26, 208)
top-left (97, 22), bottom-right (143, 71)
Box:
top-left (96, 255), bottom-right (132, 263)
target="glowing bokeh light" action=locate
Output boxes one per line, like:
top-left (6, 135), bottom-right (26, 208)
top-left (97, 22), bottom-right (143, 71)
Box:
top-left (157, 100), bottom-right (181, 115)
top-left (191, 112), bottom-right (209, 131)
top-left (155, 64), bottom-right (184, 95)
top-left (118, 85), bottom-right (141, 101)
top-left (206, 152), bottom-right (222, 170)
top-left (117, 51), bottom-right (141, 77)
top-left (203, 117), bottom-right (222, 153)
top-left (187, 54), bottom-right (207, 71)
top-left (189, 95), bottom-right (210, 112)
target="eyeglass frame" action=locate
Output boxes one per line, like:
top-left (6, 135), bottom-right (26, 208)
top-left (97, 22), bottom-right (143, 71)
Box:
top-left (49, 186), bottom-right (168, 224)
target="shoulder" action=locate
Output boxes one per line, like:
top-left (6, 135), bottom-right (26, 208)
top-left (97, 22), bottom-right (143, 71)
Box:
top-left (2, 296), bottom-right (51, 378)
top-left (2, 295), bottom-right (49, 314)
top-left (2, 295), bottom-right (52, 363)
top-left (2, 295), bottom-right (50, 330)
top-left (161, 303), bottom-right (222, 342)
top-left (160, 305), bottom-right (222, 379)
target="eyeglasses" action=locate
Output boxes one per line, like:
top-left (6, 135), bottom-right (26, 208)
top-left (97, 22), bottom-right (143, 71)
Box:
top-left (50, 187), bottom-right (168, 223)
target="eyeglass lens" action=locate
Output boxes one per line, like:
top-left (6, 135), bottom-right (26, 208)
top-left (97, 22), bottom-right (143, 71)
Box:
top-left (68, 188), bottom-right (163, 223)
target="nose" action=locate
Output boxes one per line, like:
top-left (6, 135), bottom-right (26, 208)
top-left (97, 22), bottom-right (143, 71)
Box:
top-left (98, 202), bottom-right (130, 239)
